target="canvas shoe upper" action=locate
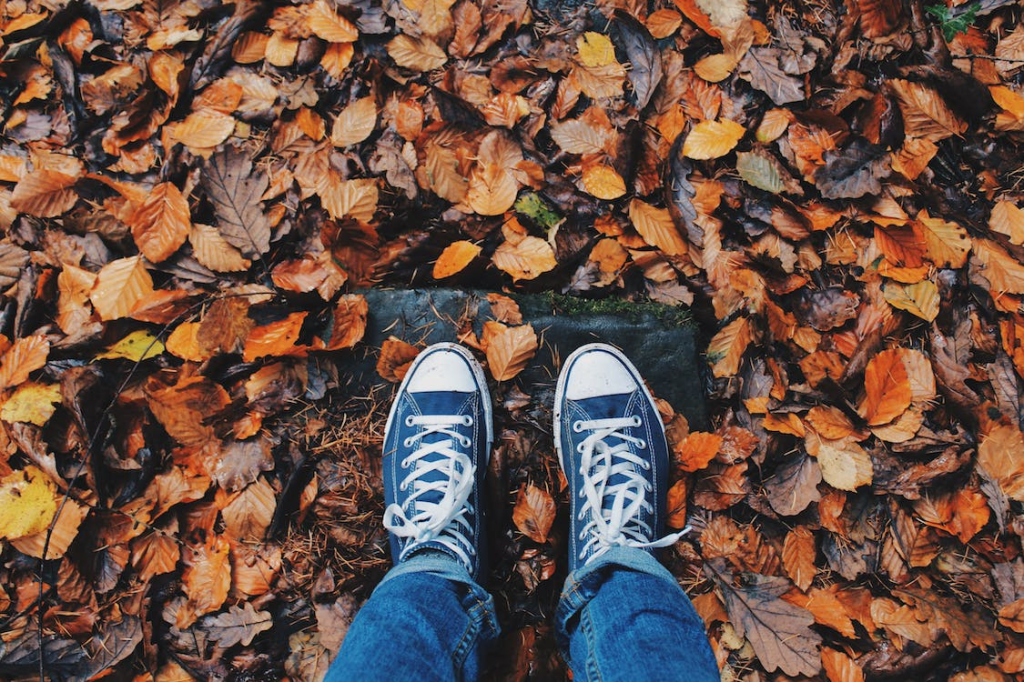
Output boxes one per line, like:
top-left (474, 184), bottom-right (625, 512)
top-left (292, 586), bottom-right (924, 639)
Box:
top-left (381, 343), bottom-right (492, 580)
top-left (554, 343), bottom-right (689, 572)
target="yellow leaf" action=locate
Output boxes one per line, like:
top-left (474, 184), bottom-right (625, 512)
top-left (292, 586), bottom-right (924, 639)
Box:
top-left (577, 32), bottom-right (617, 67)
top-left (974, 239), bottom-right (1024, 295)
top-left (990, 201), bottom-right (1024, 246)
top-left (581, 165), bottom-right (626, 200)
top-left (97, 329), bottom-right (165, 362)
top-left (387, 34), bottom-right (447, 71)
top-left (756, 108), bottom-right (793, 143)
top-left (486, 324), bottom-right (537, 381)
top-left (0, 382), bottom-right (61, 426)
top-left (492, 236), bottom-right (557, 281)
top-left (90, 256), bottom-right (156, 321)
top-left (0, 466), bottom-right (57, 541)
top-left (318, 175), bottom-right (378, 223)
top-left (11, 497), bottom-right (87, 559)
top-left (694, 52), bottom-right (740, 82)
top-left (265, 32), bottom-right (298, 68)
top-left (433, 241), bottom-right (482, 279)
top-left (882, 280), bottom-right (939, 322)
top-left (168, 110), bottom-right (235, 152)
top-left (330, 97), bottom-right (377, 147)
top-left (683, 119), bottom-right (746, 159)
top-left (629, 199), bottom-right (688, 255)
top-left (708, 316), bottom-right (751, 378)
top-left (806, 433), bottom-right (873, 491)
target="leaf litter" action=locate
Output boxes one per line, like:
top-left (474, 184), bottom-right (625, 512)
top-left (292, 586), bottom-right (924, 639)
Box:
top-left (0, 0), bottom-right (1021, 679)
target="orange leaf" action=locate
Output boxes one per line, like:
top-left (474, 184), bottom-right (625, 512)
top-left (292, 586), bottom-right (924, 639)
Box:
top-left (168, 110), bottom-right (235, 151)
top-left (377, 337), bottom-right (419, 382)
top-left (805, 406), bottom-right (855, 440)
top-left (325, 294), bottom-right (368, 351)
top-left (629, 198), bottom-right (688, 256)
top-left (677, 431), bottom-right (722, 472)
top-left (486, 324), bottom-right (537, 381)
top-left (434, 241), bottom-right (482, 279)
top-left (146, 376), bottom-right (230, 447)
top-left (166, 322), bottom-right (212, 362)
top-left (946, 487), bottom-right (990, 543)
top-left (330, 97), bottom-right (377, 147)
top-left (10, 169), bottom-right (79, 218)
top-left (90, 256), bottom-right (156, 321)
top-left (0, 335), bottom-right (49, 391)
top-left (647, 9), bottom-right (683, 38)
top-left (672, 0), bottom-right (720, 36)
top-left (190, 223), bottom-right (250, 272)
top-left (666, 478), bottom-right (689, 529)
top-left (874, 223), bottom-right (926, 268)
top-left (512, 484), bottom-right (556, 543)
top-left (243, 312), bottom-right (308, 362)
top-left (181, 535), bottom-right (231, 625)
top-left (707, 316), bottom-right (752, 378)
top-left (306, 0), bottom-right (359, 42)
top-left (128, 182), bottom-right (191, 263)
top-left (763, 412), bottom-right (805, 437)
top-left (492, 236), bottom-right (557, 281)
top-left (580, 164), bottom-right (627, 200)
top-left (221, 477), bottom-right (276, 542)
top-left (782, 527), bottom-right (816, 592)
top-left (859, 348), bottom-right (912, 426)
top-left (998, 600), bottom-right (1024, 634)
top-left (821, 647), bottom-right (865, 682)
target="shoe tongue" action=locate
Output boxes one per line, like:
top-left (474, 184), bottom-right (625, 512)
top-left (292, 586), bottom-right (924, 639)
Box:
top-left (571, 393), bottom-right (635, 421)
top-left (405, 391), bottom-right (473, 507)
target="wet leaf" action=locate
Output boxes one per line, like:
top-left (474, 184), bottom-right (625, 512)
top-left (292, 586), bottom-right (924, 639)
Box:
top-left (512, 484), bottom-right (556, 543)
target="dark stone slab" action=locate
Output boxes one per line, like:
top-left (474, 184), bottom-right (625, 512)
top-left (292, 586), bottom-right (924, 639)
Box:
top-left (337, 289), bottom-right (706, 428)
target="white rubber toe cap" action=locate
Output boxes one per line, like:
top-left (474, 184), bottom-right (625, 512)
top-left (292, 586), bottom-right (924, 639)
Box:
top-left (406, 347), bottom-right (478, 393)
top-left (563, 348), bottom-right (638, 399)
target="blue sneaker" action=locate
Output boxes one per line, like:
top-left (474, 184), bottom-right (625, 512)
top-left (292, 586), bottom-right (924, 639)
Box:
top-left (381, 343), bottom-right (492, 580)
top-left (554, 343), bottom-right (688, 572)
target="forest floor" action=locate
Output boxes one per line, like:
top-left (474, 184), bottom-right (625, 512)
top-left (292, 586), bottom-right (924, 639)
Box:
top-left (0, 0), bottom-right (1022, 680)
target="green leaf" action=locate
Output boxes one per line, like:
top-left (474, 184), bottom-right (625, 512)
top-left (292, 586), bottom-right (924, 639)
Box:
top-left (514, 192), bottom-right (562, 230)
top-left (97, 330), bottom-right (165, 362)
top-left (736, 151), bottom-right (784, 194)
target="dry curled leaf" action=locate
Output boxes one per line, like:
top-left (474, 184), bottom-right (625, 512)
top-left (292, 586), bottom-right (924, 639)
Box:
top-left (486, 324), bottom-right (537, 381)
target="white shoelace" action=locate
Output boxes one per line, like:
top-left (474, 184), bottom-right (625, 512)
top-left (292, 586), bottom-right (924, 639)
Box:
top-left (383, 414), bottom-right (477, 569)
top-left (573, 416), bottom-right (690, 563)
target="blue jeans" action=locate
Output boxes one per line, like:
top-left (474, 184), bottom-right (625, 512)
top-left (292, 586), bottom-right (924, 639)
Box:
top-left (326, 547), bottom-right (719, 681)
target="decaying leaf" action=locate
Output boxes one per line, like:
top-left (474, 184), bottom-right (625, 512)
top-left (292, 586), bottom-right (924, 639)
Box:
top-left (512, 484), bottom-right (556, 543)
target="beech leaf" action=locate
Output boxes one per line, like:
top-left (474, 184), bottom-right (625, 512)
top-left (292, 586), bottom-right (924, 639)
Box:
top-left (203, 147), bottom-right (272, 258)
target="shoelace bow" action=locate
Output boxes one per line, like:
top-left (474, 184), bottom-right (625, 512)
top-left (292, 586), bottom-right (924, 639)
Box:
top-left (574, 416), bottom-right (689, 562)
top-left (383, 414), bottom-right (476, 569)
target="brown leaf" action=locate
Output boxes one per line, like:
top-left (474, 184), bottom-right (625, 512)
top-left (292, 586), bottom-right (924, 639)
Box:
top-left (331, 97), bottom-right (377, 147)
top-left (202, 147), bottom-right (272, 258)
top-left (765, 451), bottom-right (821, 516)
top-left (377, 337), bottom-right (420, 382)
top-left (707, 316), bottom-right (752, 378)
top-left (203, 602), bottom-right (273, 648)
top-left (221, 476), bottom-right (276, 541)
top-left (859, 348), bottom-right (912, 426)
top-left (197, 297), bottom-right (253, 356)
top-left (190, 223), bottom-right (250, 272)
top-left (326, 294), bottom-right (368, 351)
top-left (629, 198), bottom-right (688, 256)
top-left (10, 169), bottom-right (79, 218)
top-left (821, 647), bottom-right (865, 682)
top-left (677, 431), bottom-right (722, 472)
top-left (492, 236), bottom-right (557, 281)
top-left (0, 335), bottom-right (49, 391)
top-left (782, 527), bottom-right (816, 593)
top-left (512, 484), bottom-right (556, 543)
top-left (243, 312), bottom-right (307, 362)
top-left (181, 535), bottom-right (231, 625)
top-left (705, 558), bottom-right (822, 676)
top-left (128, 182), bottom-right (191, 263)
top-left (857, 0), bottom-right (903, 39)
top-left (486, 324), bottom-right (537, 381)
top-left (146, 376), bottom-right (230, 448)
top-left (90, 256), bottom-right (155, 321)
top-left (890, 79), bottom-right (967, 141)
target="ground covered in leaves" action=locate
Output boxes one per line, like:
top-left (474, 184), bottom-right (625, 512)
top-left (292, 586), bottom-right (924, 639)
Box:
top-left (0, 0), bottom-right (1023, 679)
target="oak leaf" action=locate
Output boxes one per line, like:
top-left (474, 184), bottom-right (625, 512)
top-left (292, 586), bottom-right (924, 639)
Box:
top-left (512, 484), bottom-right (556, 543)
top-left (486, 324), bottom-right (537, 381)
top-left (203, 602), bottom-right (274, 648)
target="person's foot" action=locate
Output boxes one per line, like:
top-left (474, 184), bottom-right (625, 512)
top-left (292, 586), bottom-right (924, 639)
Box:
top-left (381, 343), bottom-right (492, 580)
top-left (554, 343), bottom-right (687, 572)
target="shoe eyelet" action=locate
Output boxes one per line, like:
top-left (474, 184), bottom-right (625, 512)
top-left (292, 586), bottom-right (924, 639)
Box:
top-left (577, 511), bottom-right (584, 521)
top-left (572, 421), bottom-right (584, 433)
top-left (400, 482), bottom-right (408, 491)
top-left (644, 483), bottom-right (652, 492)
top-left (632, 416), bottom-right (642, 427)
top-left (401, 457), bottom-right (411, 468)
top-left (578, 532), bottom-right (586, 540)
top-left (403, 438), bottom-right (414, 447)
top-left (405, 415), bottom-right (415, 427)
top-left (637, 440), bottom-right (647, 450)
top-left (576, 443), bottom-right (585, 454)
top-left (578, 489), bottom-right (585, 498)
top-left (462, 415), bottom-right (473, 426)
top-left (642, 460), bottom-right (651, 470)
top-left (461, 437), bottom-right (472, 448)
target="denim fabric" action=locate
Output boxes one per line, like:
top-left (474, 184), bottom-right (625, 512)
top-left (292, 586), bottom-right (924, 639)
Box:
top-left (329, 547), bottom-right (717, 682)
top-left (556, 546), bottom-right (719, 682)
top-left (326, 552), bottom-right (499, 682)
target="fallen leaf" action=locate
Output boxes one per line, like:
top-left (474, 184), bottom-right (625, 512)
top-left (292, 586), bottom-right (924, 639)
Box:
top-left (629, 198), bottom-right (688, 256)
top-left (0, 335), bottom-right (50, 391)
top-left (203, 147), bottom-right (272, 258)
top-left (331, 97), bottom-right (377, 147)
top-left (10, 169), bottom-right (79, 218)
top-left (782, 527), bottom-right (816, 592)
top-left (492, 236), bottom-right (557, 281)
top-left (677, 431), bottom-right (722, 472)
top-left (807, 433), bottom-right (874, 491)
top-left (512, 484), bottom-right (556, 543)
top-left (1, 382), bottom-right (62, 426)
top-left (683, 119), bottom-right (746, 159)
top-left (486, 324), bottom-right (537, 381)
top-left (377, 337), bottom-right (420, 382)
top-left (580, 164), bottom-right (627, 199)
top-left (0, 466), bottom-right (56, 541)
top-left (708, 317), bottom-right (752, 378)
top-left (203, 602), bottom-right (273, 647)
top-left (434, 241), bottom-right (482, 279)
top-left (97, 330), bottom-right (165, 362)
top-left (859, 348), bottom-right (912, 426)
